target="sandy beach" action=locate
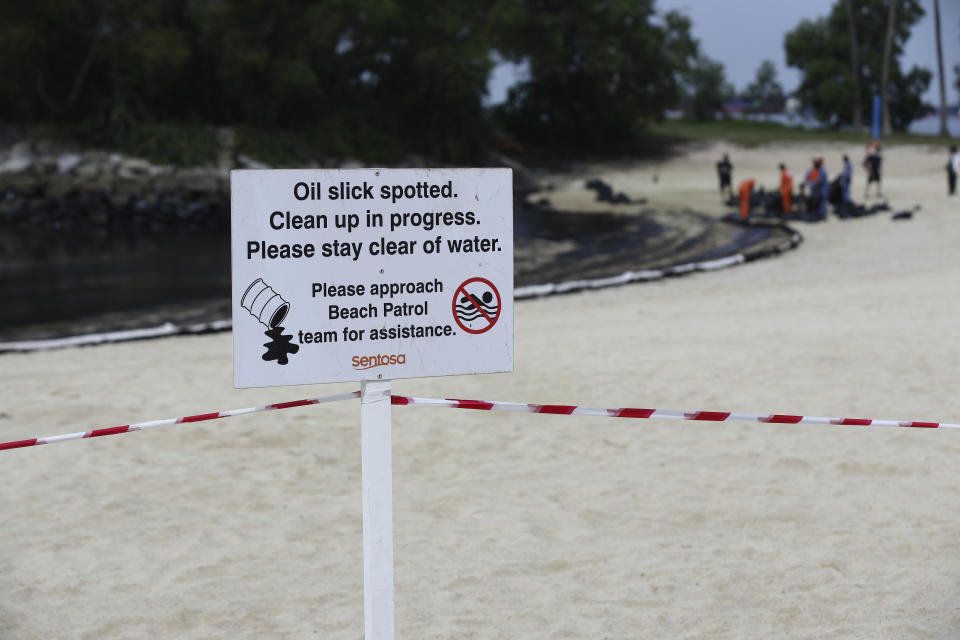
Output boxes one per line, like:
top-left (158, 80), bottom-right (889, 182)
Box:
top-left (3, 142), bottom-right (960, 639)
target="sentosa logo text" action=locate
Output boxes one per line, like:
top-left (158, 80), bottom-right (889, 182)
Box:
top-left (352, 353), bottom-right (407, 370)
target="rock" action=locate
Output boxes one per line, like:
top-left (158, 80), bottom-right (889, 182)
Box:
top-left (152, 170), bottom-right (182, 193)
top-left (110, 191), bottom-right (131, 207)
top-left (84, 172), bottom-right (115, 192)
top-left (175, 167), bottom-right (223, 194)
top-left (45, 179), bottom-right (76, 199)
top-left (0, 171), bottom-right (42, 195)
top-left (114, 177), bottom-right (142, 198)
top-left (0, 154), bottom-right (33, 175)
top-left (236, 154), bottom-right (271, 170)
top-left (116, 157), bottom-right (152, 179)
top-left (0, 140), bottom-right (237, 229)
top-left (5, 141), bottom-right (32, 160)
top-left (57, 153), bottom-right (82, 174)
top-left (74, 162), bottom-right (102, 179)
top-left (402, 154), bottom-right (426, 168)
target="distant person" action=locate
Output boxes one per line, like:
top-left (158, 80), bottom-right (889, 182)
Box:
top-left (779, 163), bottom-right (793, 214)
top-left (738, 178), bottom-right (755, 221)
top-left (863, 141), bottom-right (882, 199)
top-left (947, 145), bottom-right (959, 195)
top-left (839, 154), bottom-right (852, 203)
top-left (717, 154), bottom-right (733, 199)
top-left (805, 158), bottom-right (828, 219)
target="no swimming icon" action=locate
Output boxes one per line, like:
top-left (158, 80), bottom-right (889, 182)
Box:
top-left (453, 277), bottom-right (501, 334)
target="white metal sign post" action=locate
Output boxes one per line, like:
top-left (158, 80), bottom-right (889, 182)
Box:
top-left (360, 379), bottom-right (394, 640)
top-left (231, 168), bottom-right (513, 639)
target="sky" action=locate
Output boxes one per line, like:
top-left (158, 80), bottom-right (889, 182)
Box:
top-left (487, 0), bottom-right (960, 106)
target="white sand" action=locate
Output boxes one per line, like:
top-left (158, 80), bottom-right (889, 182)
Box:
top-left (2, 142), bottom-right (960, 639)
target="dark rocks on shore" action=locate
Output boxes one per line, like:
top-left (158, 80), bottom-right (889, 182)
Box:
top-left (0, 141), bottom-right (232, 230)
top-left (0, 142), bottom-right (547, 231)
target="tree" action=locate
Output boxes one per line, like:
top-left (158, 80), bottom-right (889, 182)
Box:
top-left (744, 59), bottom-right (785, 113)
top-left (496, 3), bottom-right (700, 152)
top-left (784, 0), bottom-right (929, 130)
top-left (0, 0), bottom-right (190, 124)
top-left (881, 0), bottom-right (898, 135)
top-left (955, 19), bottom-right (960, 103)
top-left (844, 0), bottom-right (864, 131)
top-left (0, 0), bottom-right (507, 162)
top-left (344, 0), bottom-right (504, 161)
top-left (889, 66), bottom-right (933, 130)
top-left (0, 0), bottom-right (722, 161)
top-left (681, 55), bottom-right (729, 121)
top-left (933, 0), bottom-right (948, 137)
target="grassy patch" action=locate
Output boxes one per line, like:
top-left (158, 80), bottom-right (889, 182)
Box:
top-left (235, 125), bottom-right (418, 168)
top-left (649, 118), bottom-right (955, 148)
top-left (76, 121), bottom-right (220, 165)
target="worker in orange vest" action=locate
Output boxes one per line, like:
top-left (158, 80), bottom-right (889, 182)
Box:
top-left (779, 163), bottom-right (792, 214)
top-left (738, 179), bottom-right (755, 221)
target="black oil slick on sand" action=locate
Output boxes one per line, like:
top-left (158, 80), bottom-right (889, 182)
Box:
top-left (0, 200), bottom-right (795, 344)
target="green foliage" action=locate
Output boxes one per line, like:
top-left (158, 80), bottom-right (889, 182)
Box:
top-left (78, 122), bottom-right (220, 166)
top-left (784, 0), bottom-right (930, 130)
top-left (743, 60), bottom-right (785, 112)
top-left (0, 0), bottom-right (724, 161)
top-left (681, 55), bottom-right (730, 121)
top-left (495, 3), bottom-right (700, 152)
top-left (0, 0), bottom-right (504, 162)
top-left (954, 18), bottom-right (960, 102)
top-left (651, 117), bottom-right (956, 147)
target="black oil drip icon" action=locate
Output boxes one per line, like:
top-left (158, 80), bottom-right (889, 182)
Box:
top-left (241, 278), bottom-right (299, 366)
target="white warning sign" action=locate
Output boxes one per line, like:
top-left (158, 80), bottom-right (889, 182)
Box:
top-left (231, 168), bottom-right (513, 388)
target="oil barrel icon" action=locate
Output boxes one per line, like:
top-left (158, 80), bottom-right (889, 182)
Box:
top-left (241, 278), bottom-right (291, 328)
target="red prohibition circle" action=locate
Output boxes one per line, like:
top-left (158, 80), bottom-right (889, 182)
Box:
top-left (452, 277), bottom-right (502, 334)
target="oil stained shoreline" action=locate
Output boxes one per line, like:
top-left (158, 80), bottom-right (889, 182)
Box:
top-left (0, 201), bottom-right (796, 342)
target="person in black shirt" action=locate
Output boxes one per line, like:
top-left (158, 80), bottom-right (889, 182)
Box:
top-left (716, 154), bottom-right (733, 199)
top-left (863, 142), bottom-right (882, 199)
top-left (947, 145), bottom-right (958, 195)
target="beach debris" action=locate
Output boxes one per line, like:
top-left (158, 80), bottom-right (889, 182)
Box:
top-left (892, 206), bottom-right (920, 221)
top-left (585, 178), bottom-right (644, 204)
top-left (833, 201), bottom-right (890, 219)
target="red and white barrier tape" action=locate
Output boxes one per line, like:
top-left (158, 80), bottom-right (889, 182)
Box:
top-left (3, 392), bottom-right (958, 453)
top-left (390, 395), bottom-right (960, 429)
top-left (0, 391), bottom-right (360, 451)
